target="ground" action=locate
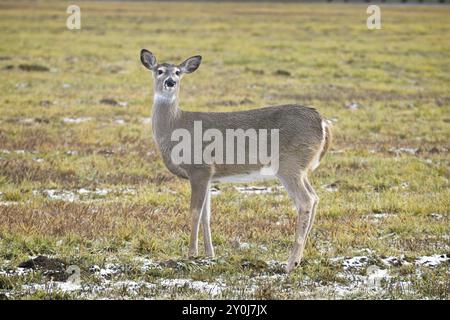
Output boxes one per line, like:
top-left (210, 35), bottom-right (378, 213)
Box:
top-left (0, 1), bottom-right (448, 299)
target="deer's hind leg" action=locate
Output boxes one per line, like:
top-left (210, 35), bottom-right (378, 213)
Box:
top-left (303, 176), bottom-right (319, 239)
top-left (278, 172), bottom-right (315, 273)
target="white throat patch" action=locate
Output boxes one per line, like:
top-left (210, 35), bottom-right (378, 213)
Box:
top-left (154, 93), bottom-right (176, 105)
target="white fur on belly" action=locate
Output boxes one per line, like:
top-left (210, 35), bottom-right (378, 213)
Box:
top-left (212, 171), bottom-right (276, 183)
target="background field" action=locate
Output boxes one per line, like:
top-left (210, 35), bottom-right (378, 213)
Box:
top-left (0, 1), bottom-right (448, 299)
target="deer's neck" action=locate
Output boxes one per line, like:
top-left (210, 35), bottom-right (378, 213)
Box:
top-left (151, 93), bottom-right (181, 141)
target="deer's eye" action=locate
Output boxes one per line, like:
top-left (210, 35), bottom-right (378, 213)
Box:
top-left (157, 69), bottom-right (163, 75)
top-left (175, 70), bottom-right (180, 76)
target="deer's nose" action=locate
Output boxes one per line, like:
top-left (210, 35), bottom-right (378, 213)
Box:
top-left (165, 78), bottom-right (176, 88)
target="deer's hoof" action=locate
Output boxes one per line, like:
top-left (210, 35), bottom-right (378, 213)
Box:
top-left (188, 250), bottom-right (198, 259)
top-left (286, 260), bottom-right (299, 273)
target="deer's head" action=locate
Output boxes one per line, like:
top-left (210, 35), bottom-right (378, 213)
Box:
top-left (140, 49), bottom-right (202, 98)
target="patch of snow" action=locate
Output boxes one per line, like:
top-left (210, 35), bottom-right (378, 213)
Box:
top-left (331, 256), bottom-right (370, 270)
top-left (160, 278), bottom-right (225, 297)
top-left (254, 273), bottom-right (287, 282)
top-left (415, 254), bottom-right (449, 267)
top-left (232, 238), bottom-right (269, 251)
top-left (98, 263), bottom-right (123, 278)
top-left (356, 248), bottom-right (375, 255)
top-left (330, 268), bottom-right (390, 297)
top-left (77, 188), bottom-right (90, 195)
top-left (40, 189), bottom-right (78, 202)
top-left (35, 187), bottom-right (135, 201)
top-left (112, 280), bottom-right (155, 294)
top-left (345, 102), bottom-right (361, 110)
top-left (0, 267), bottom-right (31, 277)
top-left (19, 118), bottom-right (35, 124)
top-left (372, 213), bottom-right (392, 219)
top-left (89, 265), bottom-right (101, 273)
top-left (0, 201), bottom-right (20, 206)
top-left (133, 257), bottom-right (162, 272)
top-left (429, 213), bottom-right (443, 220)
top-left (231, 240), bottom-right (268, 252)
top-left (389, 147), bottom-right (419, 156)
top-left (235, 186), bottom-right (272, 194)
top-left (328, 283), bottom-right (356, 297)
top-left (93, 188), bottom-right (109, 196)
top-left (367, 212), bottom-right (396, 222)
top-left (141, 117), bottom-right (152, 124)
top-left (382, 256), bottom-right (410, 267)
top-left (400, 182), bottom-right (410, 189)
top-left (16, 82), bottom-right (29, 89)
top-left (366, 266), bottom-right (390, 287)
top-left (322, 183), bottom-right (338, 192)
top-left (120, 187), bottom-right (136, 195)
top-left (62, 117), bottom-right (92, 124)
top-left (22, 281), bottom-right (82, 293)
top-left (329, 149), bottom-right (345, 154)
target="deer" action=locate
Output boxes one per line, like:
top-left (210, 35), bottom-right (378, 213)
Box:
top-left (140, 49), bottom-right (331, 272)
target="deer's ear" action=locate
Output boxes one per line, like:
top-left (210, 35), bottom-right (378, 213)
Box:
top-left (179, 55), bottom-right (202, 74)
top-left (140, 49), bottom-right (157, 70)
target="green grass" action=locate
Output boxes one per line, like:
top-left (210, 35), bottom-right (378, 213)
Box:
top-left (0, 1), bottom-right (448, 299)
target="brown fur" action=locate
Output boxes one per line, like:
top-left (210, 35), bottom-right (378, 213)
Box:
top-left (140, 49), bottom-right (332, 272)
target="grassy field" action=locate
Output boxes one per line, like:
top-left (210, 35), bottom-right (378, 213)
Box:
top-left (0, 1), bottom-right (449, 299)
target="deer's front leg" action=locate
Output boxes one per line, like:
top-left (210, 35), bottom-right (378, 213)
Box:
top-left (201, 187), bottom-right (215, 258)
top-left (188, 173), bottom-right (210, 258)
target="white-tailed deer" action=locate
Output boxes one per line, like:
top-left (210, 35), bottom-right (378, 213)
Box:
top-left (140, 49), bottom-right (331, 272)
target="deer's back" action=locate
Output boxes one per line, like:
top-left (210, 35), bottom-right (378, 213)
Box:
top-left (181, 104), bottom-right (324, 150)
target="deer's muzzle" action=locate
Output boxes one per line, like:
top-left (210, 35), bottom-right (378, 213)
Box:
top-left (164, 78), bottom-right (176, 88)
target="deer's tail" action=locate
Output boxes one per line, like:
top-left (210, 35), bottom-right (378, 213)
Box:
top-left (319, 119), bottom-right (332, 162)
